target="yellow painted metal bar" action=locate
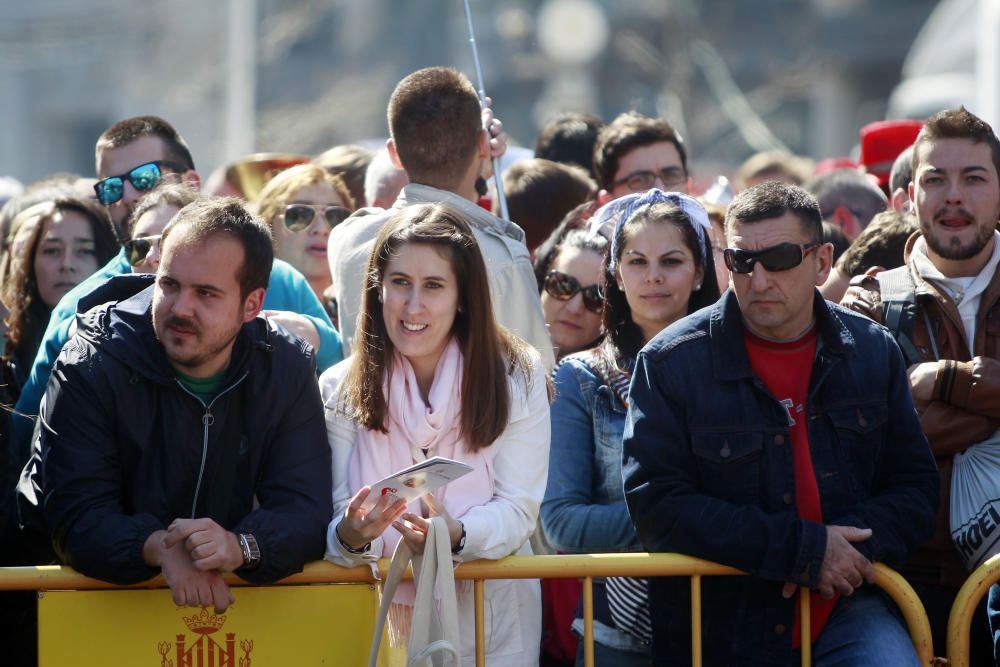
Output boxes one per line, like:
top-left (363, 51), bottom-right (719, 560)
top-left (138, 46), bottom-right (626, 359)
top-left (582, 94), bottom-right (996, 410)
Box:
top-left (0, 554), bottom-right (938, 664)
top-left (799, 587), bottom-right (810, 667)
top-left (946, 553), bottom-right (1000, 667)
top-left (474, 579), bottom-right (485, 667)
top-left (691, 574), bottom-right (702, 667)
top-left (873, 563), bottom-right (935, 666)
top-left (582, 576), bottom-right (594, 667)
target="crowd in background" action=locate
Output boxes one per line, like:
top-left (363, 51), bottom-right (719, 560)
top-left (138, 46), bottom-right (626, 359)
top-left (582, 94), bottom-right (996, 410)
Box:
top-left (0, 61), bottom-right (997, 667)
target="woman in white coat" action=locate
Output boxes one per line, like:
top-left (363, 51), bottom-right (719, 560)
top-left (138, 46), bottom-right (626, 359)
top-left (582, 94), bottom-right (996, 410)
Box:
top-left (320, 203), bottom-right (550, 666)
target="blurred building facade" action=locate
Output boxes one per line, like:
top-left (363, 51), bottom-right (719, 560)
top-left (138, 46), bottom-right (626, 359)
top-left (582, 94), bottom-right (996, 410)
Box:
top-left (0, 0), bottom-right (945, 186)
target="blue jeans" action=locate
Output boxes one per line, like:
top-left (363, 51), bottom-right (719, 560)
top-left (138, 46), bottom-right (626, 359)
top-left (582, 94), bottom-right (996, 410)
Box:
top-left (811, 588), bottom-right (919, 667)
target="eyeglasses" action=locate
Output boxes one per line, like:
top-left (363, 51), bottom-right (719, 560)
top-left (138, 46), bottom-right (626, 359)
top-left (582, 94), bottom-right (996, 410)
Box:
top-left (612, 167), bottom-right (687, 192)
top-left (123, 234), bottom-right (161, 268)
top-left (543, 271), bottom-right (604, 314)
top-left (94, 161), bottom-right (186, 205)
top-left (723, 242), bottom-right (821, 274)
top-left (282, 204), bottom-right (352, 232)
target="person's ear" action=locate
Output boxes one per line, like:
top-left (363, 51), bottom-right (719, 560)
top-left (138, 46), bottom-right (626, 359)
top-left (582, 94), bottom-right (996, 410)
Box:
top-left (476, 129), bottom-right (490, 161)
top-left (243, 287), bottom-right (265, 322)
top-left (182, 170), bottom-right (201, 192)
top-left (692, 265), bottom-right (704, 291)
top-left (598, 189), bottom-right (613, 205)
top-left (813, 242), bottom-right (834, 287)
top-left (387, 139), bottom-right (405, 170)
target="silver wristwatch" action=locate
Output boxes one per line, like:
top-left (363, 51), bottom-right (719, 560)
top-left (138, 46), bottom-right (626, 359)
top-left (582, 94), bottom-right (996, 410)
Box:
top-left (238, 533), bottom-right (261, 570)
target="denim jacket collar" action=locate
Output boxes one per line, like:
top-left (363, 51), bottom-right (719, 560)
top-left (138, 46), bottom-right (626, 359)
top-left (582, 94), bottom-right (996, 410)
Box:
top-left (709, 289), bottom-right (856, 382)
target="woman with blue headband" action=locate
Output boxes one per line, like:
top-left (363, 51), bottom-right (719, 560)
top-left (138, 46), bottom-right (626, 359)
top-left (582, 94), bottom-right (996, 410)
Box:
top-left (540, 189), bottom-right (722, 664)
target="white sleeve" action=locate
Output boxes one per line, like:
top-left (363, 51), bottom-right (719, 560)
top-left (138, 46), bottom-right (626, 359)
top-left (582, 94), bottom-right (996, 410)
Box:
top-left (455, 355), bottom-right (551, 561)
top-left (319, 362), bottom-right (384, 566)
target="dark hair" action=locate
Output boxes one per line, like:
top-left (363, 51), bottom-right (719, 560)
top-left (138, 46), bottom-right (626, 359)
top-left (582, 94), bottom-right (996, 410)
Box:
top-left (835, 209), bottom-right (918, 278)
top-left (822, 221), bottom-right (850, 264)
top-left (501, 159), bottom-right (596, 251)
top-left (387, 67), bottom-right (482, 190)
top-left (2, 197), bottom-right (118, 365)
top-left (341, 203), bottom-right (535, 451)
top-left (313, 144), bottom-right (372, 207)
top-left (803, 168), bottom-right (887, 231)
top-left (537, 229), bottom-right (608, 293)
top-left (725, 181), bottom-right (824, 244)
top-left (95, 116), bottom-right (195, 172)
top-left (913, 107), bottom-right (1000, 180)
top-left (532, 200), bottom-right (600, 287)
top-left (603, 201), bottom-right (721, 361)
top-left (534, 112), bottom-right (606, 177)
top-left (889, 145), bottom-right (914, 194)
top-left (160, 197), bottom-right (273, 298)
top-left (593, 112), bottom-right (687, 191)
top-left (128, 182), bottom-right (200, 238)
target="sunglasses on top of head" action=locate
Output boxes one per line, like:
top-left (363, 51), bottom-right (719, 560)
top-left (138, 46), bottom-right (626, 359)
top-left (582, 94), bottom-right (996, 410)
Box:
top-left (282, 204), bottom-right (352, 232)
top-left (543, 271), bottom-right (604, 314)
top-left (94, 160), bottom-right (186, 206)
top-left (723, 242), bottom-right (821, 274)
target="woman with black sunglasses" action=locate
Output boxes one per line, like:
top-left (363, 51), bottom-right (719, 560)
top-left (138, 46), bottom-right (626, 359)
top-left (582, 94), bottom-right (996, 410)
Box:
top-left (538, 229), bottom-right (608, 360)
top-left (540, 190), bottom-right (721, 666)
top-left (255, 164), bottom-right (355, 322)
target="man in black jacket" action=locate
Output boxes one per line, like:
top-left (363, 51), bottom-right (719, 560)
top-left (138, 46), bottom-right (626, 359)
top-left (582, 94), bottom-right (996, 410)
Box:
top-left (39, 197), bottom-right (332, 612)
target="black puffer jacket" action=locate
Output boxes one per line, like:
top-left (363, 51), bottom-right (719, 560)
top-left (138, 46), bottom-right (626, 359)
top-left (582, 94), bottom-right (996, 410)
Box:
top-left (39, 274), bottom-right (332, 585)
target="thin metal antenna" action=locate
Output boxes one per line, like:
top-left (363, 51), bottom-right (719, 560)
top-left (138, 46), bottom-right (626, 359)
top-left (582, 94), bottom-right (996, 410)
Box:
top-left (463, 0), bottom-right (509, 221)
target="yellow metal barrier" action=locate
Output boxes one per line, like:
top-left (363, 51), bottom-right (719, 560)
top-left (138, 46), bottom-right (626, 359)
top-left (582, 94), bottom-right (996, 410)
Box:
top-left (0, 554), bottom-right (934, 666)
top-left (947, 552), bottom-right (1000, 667)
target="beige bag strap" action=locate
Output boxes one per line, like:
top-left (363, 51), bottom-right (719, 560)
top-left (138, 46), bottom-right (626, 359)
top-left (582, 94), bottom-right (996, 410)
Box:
top-left (407, 516), bottom-right (461, 666)
top-left (367, 536), bottom-right (414, 667)
top-left (366, 517), bottom-right (462, 667)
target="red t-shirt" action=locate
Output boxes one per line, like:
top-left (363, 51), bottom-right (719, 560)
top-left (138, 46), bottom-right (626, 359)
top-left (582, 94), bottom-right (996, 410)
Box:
top-left (744, 325), bottom-right (835, 645)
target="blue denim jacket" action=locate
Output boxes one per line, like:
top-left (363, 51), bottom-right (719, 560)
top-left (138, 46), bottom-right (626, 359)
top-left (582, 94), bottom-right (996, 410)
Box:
top-left (543, 351), bottom-right (648, 654)
top-left (623, 291), bottom-right (939, 666)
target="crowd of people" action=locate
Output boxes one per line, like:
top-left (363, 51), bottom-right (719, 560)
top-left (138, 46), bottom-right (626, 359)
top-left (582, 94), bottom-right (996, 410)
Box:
top-left (0, 63), bottom-right (998, 667)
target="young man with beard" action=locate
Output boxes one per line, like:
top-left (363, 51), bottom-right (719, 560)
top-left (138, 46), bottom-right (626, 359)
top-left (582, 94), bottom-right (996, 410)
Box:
top-left (38, 198), bottom-right (331, 612)
top-left (841, 107), bottom-right (1000, 657)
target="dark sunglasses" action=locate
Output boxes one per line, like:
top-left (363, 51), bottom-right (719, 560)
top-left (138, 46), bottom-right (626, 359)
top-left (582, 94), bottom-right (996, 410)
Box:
top-left (283, 204), bottom-right (351, 232)
top-left (123, 234), bottom-right (161, 268)
top-left (543, 271), bottom-right (604, 314)
top-left (94, 161), bottom-right (186, 205)
top-left (723, 242), bottom-right (821, 274)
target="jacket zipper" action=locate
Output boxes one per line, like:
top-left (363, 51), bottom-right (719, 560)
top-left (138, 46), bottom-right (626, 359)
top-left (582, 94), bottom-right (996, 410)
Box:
top-left (174, 370), bottom-right (250, 518)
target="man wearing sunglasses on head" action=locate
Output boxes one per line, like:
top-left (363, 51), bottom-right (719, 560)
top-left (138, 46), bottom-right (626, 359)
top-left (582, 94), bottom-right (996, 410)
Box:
top-left (11, 117), bottom-right (343, 469)
top-left (622, 181), bottom-right (938, 666)
top-left (594, 111), bottom-right (691, 204)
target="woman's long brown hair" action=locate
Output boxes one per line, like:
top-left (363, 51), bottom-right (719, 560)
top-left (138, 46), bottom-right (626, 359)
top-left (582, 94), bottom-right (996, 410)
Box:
top-left (340, 203), bottom-right (534, 452)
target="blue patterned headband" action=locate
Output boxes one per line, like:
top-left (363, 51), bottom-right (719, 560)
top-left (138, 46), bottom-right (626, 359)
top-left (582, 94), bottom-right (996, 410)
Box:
top-left (588, 189), bottom-right (712, 273)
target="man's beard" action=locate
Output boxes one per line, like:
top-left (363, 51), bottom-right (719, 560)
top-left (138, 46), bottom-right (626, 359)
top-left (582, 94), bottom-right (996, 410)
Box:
top-left (921, 207), bottom-right (997, 261)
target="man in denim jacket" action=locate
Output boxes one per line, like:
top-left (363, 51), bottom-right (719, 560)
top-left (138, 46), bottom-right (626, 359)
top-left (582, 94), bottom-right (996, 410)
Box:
top-left (622, 182), bottom-right (939, 666)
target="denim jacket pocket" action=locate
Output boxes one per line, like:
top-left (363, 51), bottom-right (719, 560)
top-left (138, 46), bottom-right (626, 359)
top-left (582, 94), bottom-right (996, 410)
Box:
top-left (690, 430), bottom-right (764, 505)
top-left (826, 402), bottom-right (888, 494)
top-left (594, 385), bottom-right (628, 503)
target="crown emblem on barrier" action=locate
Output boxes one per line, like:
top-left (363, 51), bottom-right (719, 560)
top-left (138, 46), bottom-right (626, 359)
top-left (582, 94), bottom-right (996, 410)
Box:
top-left (183, 607), bottom-right (227, 635)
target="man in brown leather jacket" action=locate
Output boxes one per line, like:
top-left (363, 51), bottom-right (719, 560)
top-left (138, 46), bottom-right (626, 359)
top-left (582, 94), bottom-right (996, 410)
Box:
top-left (841, 107), bottom-right (1000, 655)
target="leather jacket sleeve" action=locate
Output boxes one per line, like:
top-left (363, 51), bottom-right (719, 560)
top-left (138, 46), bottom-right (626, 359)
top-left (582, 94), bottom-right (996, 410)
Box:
top-left (841, 277), bottom-right (1000, 455)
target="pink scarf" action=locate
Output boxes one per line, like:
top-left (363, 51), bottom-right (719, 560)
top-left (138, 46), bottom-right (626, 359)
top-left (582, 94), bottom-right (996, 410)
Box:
top-left (349, 338), bottom-right (494, 608)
